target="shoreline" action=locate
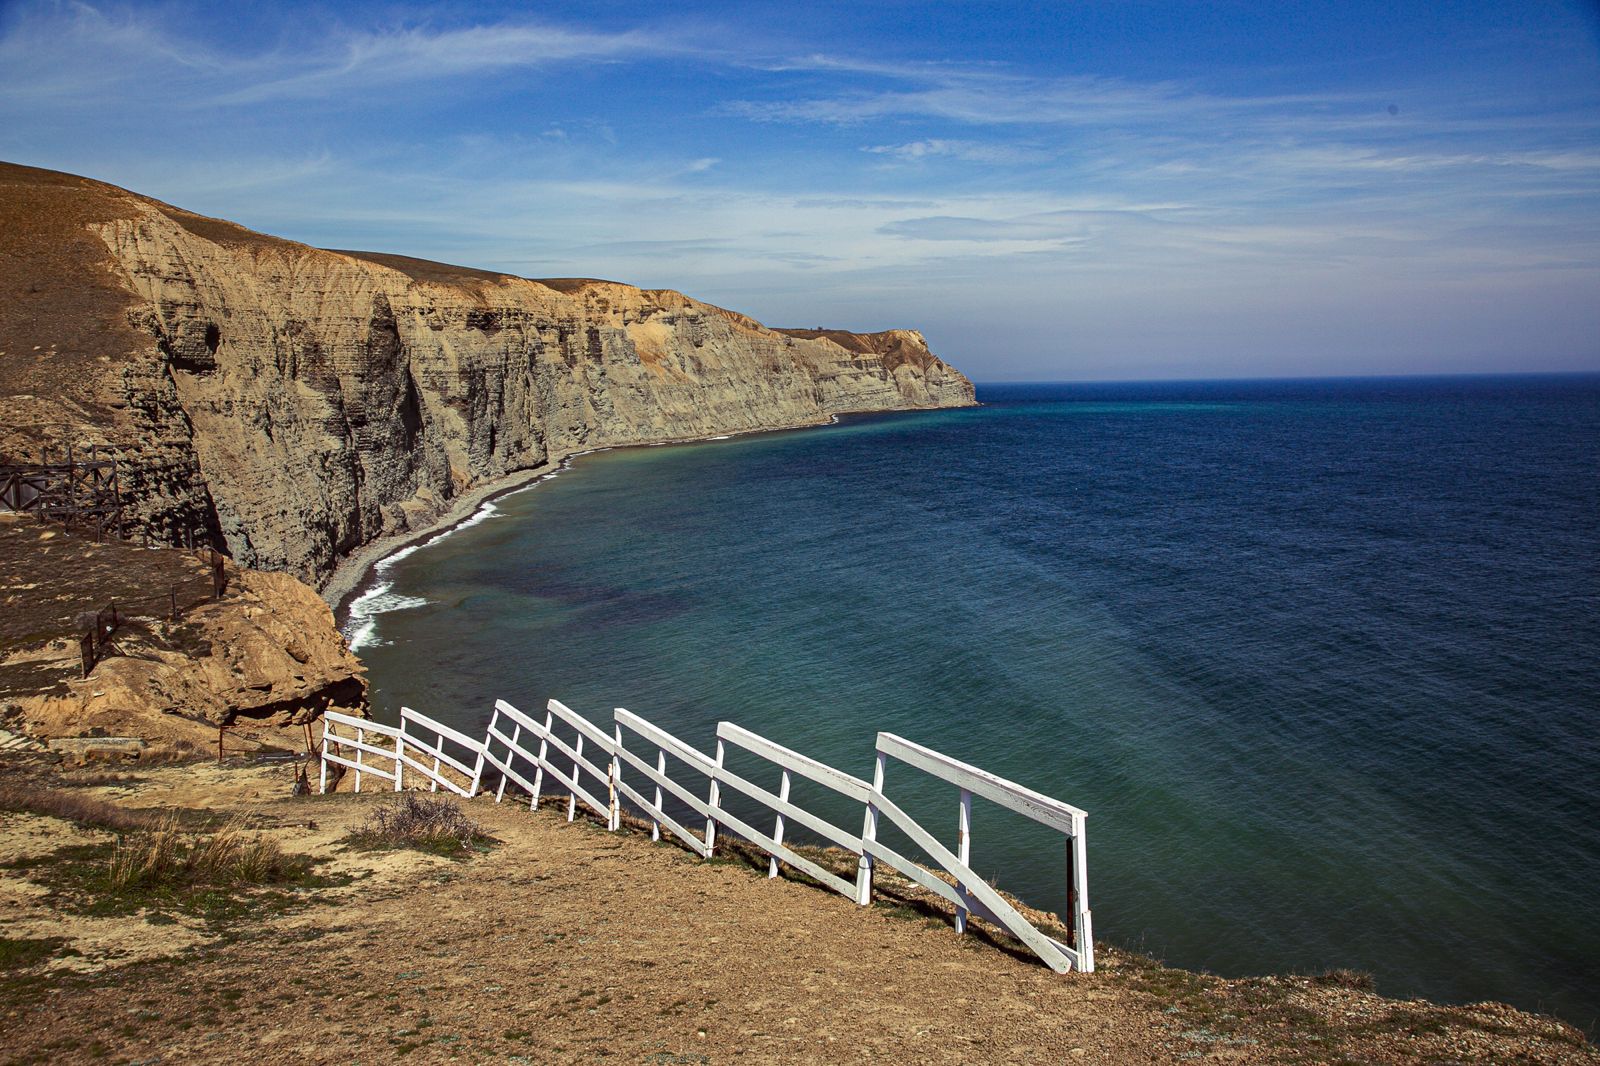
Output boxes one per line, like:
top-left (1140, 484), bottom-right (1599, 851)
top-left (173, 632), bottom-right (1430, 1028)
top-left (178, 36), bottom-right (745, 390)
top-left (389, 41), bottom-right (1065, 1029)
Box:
top-left (319, 409), bottom-right (888, 624)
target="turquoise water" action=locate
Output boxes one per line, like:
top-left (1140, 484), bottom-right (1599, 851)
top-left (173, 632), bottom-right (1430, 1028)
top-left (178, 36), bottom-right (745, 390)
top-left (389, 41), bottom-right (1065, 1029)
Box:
top-left (347, 376), bottom-right (1600, 1029)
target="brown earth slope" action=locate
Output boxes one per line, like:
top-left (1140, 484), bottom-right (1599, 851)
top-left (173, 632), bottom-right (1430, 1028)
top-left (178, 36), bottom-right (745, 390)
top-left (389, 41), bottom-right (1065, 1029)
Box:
top-left (0, 161), bottom-right (976, 589)
top-left (0, 762), bottom-right (1592, 1065)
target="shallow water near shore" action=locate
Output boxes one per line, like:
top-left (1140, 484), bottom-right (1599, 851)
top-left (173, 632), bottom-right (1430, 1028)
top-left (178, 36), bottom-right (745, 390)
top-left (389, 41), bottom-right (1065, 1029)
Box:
top-left (348, 375), bottom-right (1600, 1030)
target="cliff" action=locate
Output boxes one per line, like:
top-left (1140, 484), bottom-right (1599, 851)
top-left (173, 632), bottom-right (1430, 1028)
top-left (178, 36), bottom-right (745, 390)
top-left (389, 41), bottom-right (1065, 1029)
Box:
top-left (0, 162), bottom-right (976, 588)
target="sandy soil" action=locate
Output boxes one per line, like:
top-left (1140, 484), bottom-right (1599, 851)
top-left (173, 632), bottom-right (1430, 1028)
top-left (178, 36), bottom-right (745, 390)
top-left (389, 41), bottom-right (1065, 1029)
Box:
top-left (0, 759), bottom-right (1592, 1065)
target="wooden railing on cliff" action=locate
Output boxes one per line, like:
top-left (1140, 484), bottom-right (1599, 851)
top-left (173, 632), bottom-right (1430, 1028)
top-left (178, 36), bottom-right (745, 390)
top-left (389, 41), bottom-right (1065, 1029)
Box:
top-left (71, 548), bottom-right (230, 678)
top-left (0, 443), bottom-right (124, 541)
top-left (321, 699), bottom-right (1094, 974)
top-left (1, 443), bottom-right (215, 548)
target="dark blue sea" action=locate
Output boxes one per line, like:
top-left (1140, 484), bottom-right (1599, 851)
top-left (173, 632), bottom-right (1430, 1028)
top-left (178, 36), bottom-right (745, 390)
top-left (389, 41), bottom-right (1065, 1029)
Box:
top-left (346, 375), bottom-right (1600, 1029)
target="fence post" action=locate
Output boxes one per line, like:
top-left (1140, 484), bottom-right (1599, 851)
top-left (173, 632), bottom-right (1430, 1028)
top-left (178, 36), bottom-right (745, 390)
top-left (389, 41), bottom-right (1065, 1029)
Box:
top-left (318, 720), bottom-right (330, 794)
top-left (956, 788), bottom-right (973, 934)
top-left (769, 769), bottom-right (791, 879)
top-left (394, 729), bottom-right (405, 791)
top-left (497, 719), bottom-right (521, 803)
top-left (468, 729), bottom-right (486, 798)
top-left (78, 615), bottom-right (95, 678)
top-left (354, 726), bottom-right (365, 793)
top-left (705, 738), bottom-right (725, 855)
top-left (856, 751), bottom-right (884, 906)
top-left (568, 734), bottom-right (584, 822)
top-left (531, 709), bottom-right (552, 810)
top-left (1070, 813), bottom-right (1093, 972)
top-left (652, 749), bottom-right (666, 842)
top-left (609, 724), bottom-right (623, 831)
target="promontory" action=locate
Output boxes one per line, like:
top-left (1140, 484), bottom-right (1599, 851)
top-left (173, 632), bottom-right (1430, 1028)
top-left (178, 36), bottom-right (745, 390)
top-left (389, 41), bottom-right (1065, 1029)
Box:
top-left (0, 161), bottom-right (976, 590)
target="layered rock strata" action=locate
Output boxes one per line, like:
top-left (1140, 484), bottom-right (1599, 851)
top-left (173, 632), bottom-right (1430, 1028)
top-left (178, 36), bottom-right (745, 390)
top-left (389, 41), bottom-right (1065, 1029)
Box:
top-left (0, 162), bottom-right (976, 589)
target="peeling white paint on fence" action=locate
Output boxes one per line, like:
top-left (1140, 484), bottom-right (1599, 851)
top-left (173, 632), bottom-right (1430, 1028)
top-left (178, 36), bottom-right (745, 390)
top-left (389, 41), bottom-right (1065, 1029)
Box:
top-left (320, 699), bottom-right (1094, 973)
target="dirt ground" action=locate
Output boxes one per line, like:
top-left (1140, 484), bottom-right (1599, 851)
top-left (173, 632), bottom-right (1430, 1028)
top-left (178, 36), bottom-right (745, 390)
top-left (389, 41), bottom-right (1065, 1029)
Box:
top-left (0, 758), bottom-right (1592, 1065)
top-left (0, 518), bottom-right (222, 701)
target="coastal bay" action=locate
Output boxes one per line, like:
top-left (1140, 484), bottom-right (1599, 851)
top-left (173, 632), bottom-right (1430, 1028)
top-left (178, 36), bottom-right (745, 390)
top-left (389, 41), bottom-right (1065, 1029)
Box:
top-left (351, 376), bottom-right (1600, 1032)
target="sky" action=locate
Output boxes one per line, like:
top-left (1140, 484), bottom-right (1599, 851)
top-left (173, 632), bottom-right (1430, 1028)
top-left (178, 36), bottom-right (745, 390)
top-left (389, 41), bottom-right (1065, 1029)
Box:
top-left (2, 1), bottom-right (1598, 381)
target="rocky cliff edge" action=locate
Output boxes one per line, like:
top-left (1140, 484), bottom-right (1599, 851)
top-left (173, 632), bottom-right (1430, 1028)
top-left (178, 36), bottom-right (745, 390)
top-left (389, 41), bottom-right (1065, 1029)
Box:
top-left (0, 161), bottom-right (976, 590)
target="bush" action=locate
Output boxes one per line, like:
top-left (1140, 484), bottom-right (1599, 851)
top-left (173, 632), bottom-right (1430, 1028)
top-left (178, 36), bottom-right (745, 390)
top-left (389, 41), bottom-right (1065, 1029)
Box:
top-left (1311, 968), bottom-right (1376, 992)
top-left (346, 794), bottom-right (492, 857)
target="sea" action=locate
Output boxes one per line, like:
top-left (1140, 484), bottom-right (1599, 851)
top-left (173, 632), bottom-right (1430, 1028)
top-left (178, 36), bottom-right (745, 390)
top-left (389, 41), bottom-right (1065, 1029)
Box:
top-left (343, 375), bottom-right (1600, 1030)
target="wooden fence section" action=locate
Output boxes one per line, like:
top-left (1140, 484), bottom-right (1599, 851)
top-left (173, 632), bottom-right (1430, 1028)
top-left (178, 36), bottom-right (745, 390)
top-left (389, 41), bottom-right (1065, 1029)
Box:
top-left (0, 444), bottom-right (123, 538)
top-left (319, 707), bottom-right (485, 797)
top-left (320, 699), bottom-right (1094, 973)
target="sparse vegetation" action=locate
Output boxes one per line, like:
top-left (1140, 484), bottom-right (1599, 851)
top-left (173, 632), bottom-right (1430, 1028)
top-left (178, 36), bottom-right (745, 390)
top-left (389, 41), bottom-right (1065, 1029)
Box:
top-left (54, 773), bottom-right (144, 789)
top-left (1312, 968), bottom-right (1376, 992)
top-left (107, 814), bottom-right (306, 889)
top-left (0, 778), bottom-right (155, 832)
top-left (344, 794), bottom-right (494, 858)
top-left (0, 936), bottom-right (77, 970)
top-left (1, 812), bottom-right (338, 925)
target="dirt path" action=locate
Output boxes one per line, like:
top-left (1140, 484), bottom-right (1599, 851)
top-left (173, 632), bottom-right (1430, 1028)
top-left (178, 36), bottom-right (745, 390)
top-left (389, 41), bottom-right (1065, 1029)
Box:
top-left (0, 761), bottom-right (1592, 1064)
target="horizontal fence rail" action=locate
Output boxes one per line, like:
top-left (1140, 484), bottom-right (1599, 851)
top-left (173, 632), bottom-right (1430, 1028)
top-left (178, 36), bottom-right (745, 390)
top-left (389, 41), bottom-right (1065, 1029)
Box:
top-left (320, 707), bottom-right (486, 798)
top-left (320, 699), bottom-right (1092, 973)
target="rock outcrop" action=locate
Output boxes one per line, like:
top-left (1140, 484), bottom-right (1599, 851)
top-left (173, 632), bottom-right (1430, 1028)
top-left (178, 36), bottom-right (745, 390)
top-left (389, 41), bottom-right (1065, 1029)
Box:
top-left (0, 517), bottom-right (364, 752)
top-left (0, 162), bottom-right (976, 589)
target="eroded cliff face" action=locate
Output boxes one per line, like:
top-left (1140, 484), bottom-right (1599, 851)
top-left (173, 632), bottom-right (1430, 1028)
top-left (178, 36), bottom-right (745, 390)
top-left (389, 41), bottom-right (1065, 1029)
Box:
top-left (0, 163), bottom-right (975, 588)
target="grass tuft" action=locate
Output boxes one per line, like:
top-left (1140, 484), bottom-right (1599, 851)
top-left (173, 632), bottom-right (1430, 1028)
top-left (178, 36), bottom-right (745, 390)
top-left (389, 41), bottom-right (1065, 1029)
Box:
top-left (1311, 968), bottom-right (1376, 992)
top-left (344, 794), bottom-right (494, 858)
top-left (107, 814), bottom-right (306, 889)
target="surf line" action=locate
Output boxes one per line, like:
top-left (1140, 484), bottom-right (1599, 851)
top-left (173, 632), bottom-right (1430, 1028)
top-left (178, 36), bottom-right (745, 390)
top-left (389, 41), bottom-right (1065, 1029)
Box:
top-left (337, 414), bottom-right (847, 651)
top-left (337, 448), bottom-right (606, 651)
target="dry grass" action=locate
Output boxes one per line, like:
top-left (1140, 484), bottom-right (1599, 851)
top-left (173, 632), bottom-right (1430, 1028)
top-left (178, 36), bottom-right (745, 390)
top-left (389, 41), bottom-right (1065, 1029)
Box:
top-left (107, 814), bottom-right (304, 889)
top-left (1312, 968), bottom-right (1377, 992)
top-left (345, 794), bottom-right (492, 858)
top-left (0, 778), bottom-right (153, 832)
top-left (53, 773), bottom-right (145, 789)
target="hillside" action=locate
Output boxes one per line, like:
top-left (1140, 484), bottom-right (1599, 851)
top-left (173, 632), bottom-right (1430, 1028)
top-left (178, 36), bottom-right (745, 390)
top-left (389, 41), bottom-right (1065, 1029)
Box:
top-left (0, 161), bottom-right (975, 588)
top-left (0, 761), bottom-right (1591, 1064)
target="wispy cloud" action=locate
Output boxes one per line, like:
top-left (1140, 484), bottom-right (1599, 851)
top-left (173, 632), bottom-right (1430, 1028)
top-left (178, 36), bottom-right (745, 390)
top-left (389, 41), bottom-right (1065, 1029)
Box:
top-left (0, 2), bottom-right (683, 108)
top-left (219, 22), bottom-right (678, 104)
top-left (725, 62), bottom-right (1363, 128)
top-left (862, 139), bottom-right (1055, 165)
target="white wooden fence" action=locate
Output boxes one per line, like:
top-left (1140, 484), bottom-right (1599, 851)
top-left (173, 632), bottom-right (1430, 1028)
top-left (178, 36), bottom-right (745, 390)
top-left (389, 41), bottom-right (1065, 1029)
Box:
top-left (320, 699), bottom-right (1093, 973)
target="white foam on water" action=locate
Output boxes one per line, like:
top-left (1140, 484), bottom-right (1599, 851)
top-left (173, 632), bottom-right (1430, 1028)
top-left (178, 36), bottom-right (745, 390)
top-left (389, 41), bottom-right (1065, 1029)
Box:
top-left (343, 498), bottom-right (511, 650)
top-left (342, 435), bottom-right (758, 651)
top-left (343, 583), bottom-right (431, 651)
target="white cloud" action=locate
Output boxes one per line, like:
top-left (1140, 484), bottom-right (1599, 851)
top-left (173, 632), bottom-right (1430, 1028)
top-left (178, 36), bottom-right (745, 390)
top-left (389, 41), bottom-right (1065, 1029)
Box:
top-left (0, 2), bottom-right (684, 109)
top-left (862, 139), bottom-right (1054, 165)
top-left (219, 22), bottom-right (678, 104)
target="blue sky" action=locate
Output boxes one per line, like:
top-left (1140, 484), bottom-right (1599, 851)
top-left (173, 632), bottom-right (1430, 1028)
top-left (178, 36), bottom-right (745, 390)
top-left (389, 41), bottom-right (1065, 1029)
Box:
top-left (2, 1), bottom-right (1597, 380)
